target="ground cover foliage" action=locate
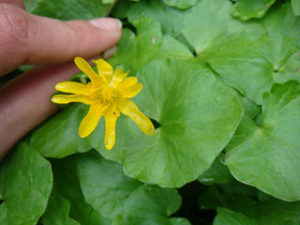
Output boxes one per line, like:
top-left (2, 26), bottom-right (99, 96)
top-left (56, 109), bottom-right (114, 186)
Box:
top-left (1, 0), bottom-right (300, 224)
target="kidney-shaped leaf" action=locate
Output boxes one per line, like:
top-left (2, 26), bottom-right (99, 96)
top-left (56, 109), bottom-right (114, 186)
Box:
top-left (182, 0), bottom-right (244, 55)
top-left (128, 0), bottom-right (184, 36)
top-left (163, 0), bottom-right (197, 10)
top-left (76, 151), bottom-right (184, 225)
top-left (207, 2), bottom-right (300, 104)
top-left (0, 143), bottom-right (52, 225)
top-left (109, 19), bottom-right (163, 74)
top-left (30, 104), bottom-right (91, 158)
top-left (275, 51), bottom-right (300, 84)
top-left (226, 81), bottom-right (300, 201)
top-left (87, 59), bottom-right (243, 187)
top-left (206, 36), bottom-right (274, 104)
top-left (213, 208), bottom-right (258, 225)
top-left (41, 195), bottom-right (80, 225)
top-left (232, 0), bottom-right (276, 21)
top-left (51, 157), bottom-right (109, 225)
top-left (198, 156), bottom-right (233, 185)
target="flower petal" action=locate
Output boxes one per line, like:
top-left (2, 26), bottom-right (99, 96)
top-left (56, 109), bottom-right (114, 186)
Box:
top-left (120, 82), bottom-right (143, 98)
top-left (110, 68), bottom-right (129, 88)
top-left (118, 77), bottom-right (138, 90)
top-left (55, 81), bottom-right (90, 95)
top-left (117, 99), bottom-right (155, 135)
top-left (74, 57), bottom-right (101, 84)
top-left (93, 58), bottom-right (113, 83)
top-left (104, 105), bottom-right (120, 150)
top-left (79, 104), bottom-right (103, 138)
top-left (51, 94), bottom-right (92, 104)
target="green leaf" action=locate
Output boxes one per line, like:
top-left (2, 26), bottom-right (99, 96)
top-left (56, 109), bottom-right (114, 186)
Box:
top-left (207, 35), bottom-right (298, 104)
top-left (87, 59), bottom-right (243, 187)
top-left (274, 51), bottom-right (300, 83)
top-left (206, 36), bottom-right (274, 104)
top-left (111, 0), bottom-right (135, 19)
top-left (41, 195), bottom-right (80, 225)
top-left (182, 0), bottom-right (245, 55)
top-left (199, 181), bottom-right (300, 225)
top-left (130, 18), bottom-right (163, 66)
top-left (232, 0), bottom-right (276, 20)
top-left (255, 199), bottom-right (300, 225)
top-left (158, 35), bottom-right (193, 60)
top-left (292, 0), bottom-right (300, 16)
top-left (198, 156), bottom-right (233, 185)
top-left (198, 181), bottom-right (258, 212)
top-left (109, 19), bottom-right (163, 73)
top-left (163, 0), bottom-right (197, 10)
top-left (207, 2), bottom-right (300, 104)
top-left (128, 0), bottom-right (185, 36)
top-left (51, 157), bottom-right (109, 225)
top-left (183, 2), bottom-right (298, 103)
top-left (237, 94), bottom-right (260, 119)
top-left (254, 35), bottom-right (297, 73)
top-left (32, 0), bottom-right (110, 20)
top-left (0, 143), bottom-right (52, 225)
top-left (213, 208), bottom-right (258, 225)
top-left (76, 151), bottom-right (183, 224)
top-left (183, 0), bottom-right (300, 107)
top-left (110, 22), bottom-right (193, 74)
top-left (226, 81), bottom-right (300, 201)
top-left (30, 104), bottom-right (91, 158)
top-left (260, 2), bottom-right (300, 46)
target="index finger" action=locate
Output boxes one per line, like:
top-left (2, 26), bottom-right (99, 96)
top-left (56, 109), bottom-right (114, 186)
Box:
top-left (0, 4), bottom-right (122, 75)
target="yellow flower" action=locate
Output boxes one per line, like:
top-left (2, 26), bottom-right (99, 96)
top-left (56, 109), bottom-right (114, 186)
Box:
top-left (51, 57), bottom-right (155, 150)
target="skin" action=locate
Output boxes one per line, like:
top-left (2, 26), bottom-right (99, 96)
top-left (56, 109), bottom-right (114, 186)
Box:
top-left (0, 0), bottom-right (122, 159)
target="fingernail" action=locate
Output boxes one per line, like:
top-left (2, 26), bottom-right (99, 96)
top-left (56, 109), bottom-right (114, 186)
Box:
top-left (89, 18), bottom-right (122, 31)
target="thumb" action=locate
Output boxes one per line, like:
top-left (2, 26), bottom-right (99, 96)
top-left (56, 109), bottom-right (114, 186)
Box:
top-left (0, 4), bottom-right (122, 75)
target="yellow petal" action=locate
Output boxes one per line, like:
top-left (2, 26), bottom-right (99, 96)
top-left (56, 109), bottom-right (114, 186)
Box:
top-left (118, 77), bottom-right (138, 90)
top-left (79, 104), bottom-right (103, 138)
top-left (120, 82), bottom-right (143, 98)
top-left (51, 94), bottom-right (92, 104)
top-left (55, 81), bottom-right (90, 95)
top-left (74, 57), bottom-right (101, 84)
top-left (104, 105), bottom-right (120, 150)
top-left (110, 68), bottom-right (129, 88)
top-left (93, 58), bottom-right (113, 83)
top-left (117, 99), bottom-right (155, 135)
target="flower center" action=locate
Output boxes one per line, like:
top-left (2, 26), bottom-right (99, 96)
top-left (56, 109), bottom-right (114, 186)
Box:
top-left (91, 86), bottom-right (117, 105)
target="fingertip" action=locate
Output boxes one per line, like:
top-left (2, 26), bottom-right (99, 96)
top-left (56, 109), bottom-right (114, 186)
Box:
top-left (89, 18), bottom-right (122, 31)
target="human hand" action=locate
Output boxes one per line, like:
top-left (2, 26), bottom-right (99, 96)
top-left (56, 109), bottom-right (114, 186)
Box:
top-left (0, 0), bottom-right (122, 158)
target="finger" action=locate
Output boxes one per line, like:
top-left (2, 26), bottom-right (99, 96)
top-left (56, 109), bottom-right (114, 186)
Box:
top-left (0, 62), bottom-right (79, 159)
top-left (0, 4), bottom-right (122, 75)
top-left (0, 0), bottom-right (24, 8)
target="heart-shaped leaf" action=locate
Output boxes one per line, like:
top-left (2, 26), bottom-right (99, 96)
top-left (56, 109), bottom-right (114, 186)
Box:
top-left (76, 151), bottom-right (186, 225)
top-left (87, 59), bottom-right (243, 187)
top-left (226, 81), bottom-right (300, 201)
top-left (0, 143), bottom-right (52, 225)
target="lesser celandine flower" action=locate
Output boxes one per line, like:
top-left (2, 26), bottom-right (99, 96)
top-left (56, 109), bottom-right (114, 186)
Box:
top-left (51, 57), bottom-right (155, 150)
